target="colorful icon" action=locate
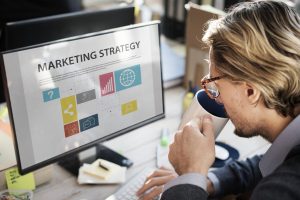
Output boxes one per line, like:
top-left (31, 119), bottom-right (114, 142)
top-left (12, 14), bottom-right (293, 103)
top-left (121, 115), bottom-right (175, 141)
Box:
top-left (79, 114), bottom-right (99, 132)
top-left (99, 72), bottom-right (115, 96)
top-left (121, 100), bottom-right (138, 115)
top-left (61, 96), bottom-right (78, 124)
top-left (43, 88), bottom-right (60, 102)
top-left (64, 121), bottom-right (79, 137)
top-left (76, 89), bottom-right (96, 104)
top-left (64, 104), bottom-right (74, 116)
top-left (120, 69), bottom-right (136, 87)
top-left (115, 65), bottom-right (141, 92)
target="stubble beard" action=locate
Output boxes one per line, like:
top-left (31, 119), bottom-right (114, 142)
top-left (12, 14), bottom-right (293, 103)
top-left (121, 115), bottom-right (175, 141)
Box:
top-left (226, 110), bottom-right (265, 139)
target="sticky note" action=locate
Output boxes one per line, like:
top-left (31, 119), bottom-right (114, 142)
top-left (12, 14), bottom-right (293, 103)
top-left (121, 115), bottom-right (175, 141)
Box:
top-left (78, 163), bottom-right (126, 184)
top-left (0, 105), bottom-right (8, 119)
top-left (82, 163), bottom-right (111, 180)
top-left (83, 159), bottom-right (112, 180)
top-left (81, 159), bottom-right (123, 180)
top-left (5, 167), bottom-right (36, 190)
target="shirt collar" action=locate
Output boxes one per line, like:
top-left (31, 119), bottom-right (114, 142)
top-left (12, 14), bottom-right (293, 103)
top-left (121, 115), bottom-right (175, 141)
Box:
top-left (259, 115), bottom-right (300, 177)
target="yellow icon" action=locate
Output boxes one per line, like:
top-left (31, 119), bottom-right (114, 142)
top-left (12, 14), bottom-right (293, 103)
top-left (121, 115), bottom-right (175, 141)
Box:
top-left (61, 96), bottom-right (78, 124)
top-left (121, 100), bottom-right (137, 115)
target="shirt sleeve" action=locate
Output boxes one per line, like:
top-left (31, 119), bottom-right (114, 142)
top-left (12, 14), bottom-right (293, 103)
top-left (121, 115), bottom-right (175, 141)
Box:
top-left (163, 173), bottom-right (207, 192)
top-left (207, 172), bottom-right (221, 196)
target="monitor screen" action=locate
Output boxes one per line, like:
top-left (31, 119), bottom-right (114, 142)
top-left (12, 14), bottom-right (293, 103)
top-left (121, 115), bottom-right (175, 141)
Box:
top-left (0, 6), bottom-right (135, 103)
top-left (0, 22), bottom-right (164, 174)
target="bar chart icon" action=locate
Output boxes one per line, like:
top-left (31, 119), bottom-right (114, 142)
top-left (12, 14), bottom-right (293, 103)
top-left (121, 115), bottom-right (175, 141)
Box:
top-left (99, 72), bottom-right (115, 96)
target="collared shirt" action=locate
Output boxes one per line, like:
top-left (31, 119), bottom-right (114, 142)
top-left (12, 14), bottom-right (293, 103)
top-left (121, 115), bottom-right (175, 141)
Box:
top-left (259, 114), bottom-right (300, 177)
top-left (163, 115), bottom-right (300, 194)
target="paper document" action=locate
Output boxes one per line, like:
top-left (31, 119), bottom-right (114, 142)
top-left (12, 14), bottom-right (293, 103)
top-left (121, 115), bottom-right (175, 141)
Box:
top-left (78, 159), bottom-right (126, 184)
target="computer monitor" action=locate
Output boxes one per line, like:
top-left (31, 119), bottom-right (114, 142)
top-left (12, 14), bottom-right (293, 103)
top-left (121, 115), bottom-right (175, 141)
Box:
top-left (0, 6), bottom-right (135, 103)
top-left (0, 21), bottom-right (164, 175)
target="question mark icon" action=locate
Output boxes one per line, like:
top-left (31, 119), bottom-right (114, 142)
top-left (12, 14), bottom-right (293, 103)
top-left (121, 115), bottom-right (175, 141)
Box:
top-left (48, 90), bottom-right (54, 99)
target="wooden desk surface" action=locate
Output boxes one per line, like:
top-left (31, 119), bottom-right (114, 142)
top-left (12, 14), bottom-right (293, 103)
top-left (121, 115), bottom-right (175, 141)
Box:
top-left (33, 86), bottom-right (270, 199)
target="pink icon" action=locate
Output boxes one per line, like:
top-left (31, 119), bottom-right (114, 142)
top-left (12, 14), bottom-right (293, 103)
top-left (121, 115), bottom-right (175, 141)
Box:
top-left (99, 72), bottom-right (115, 96)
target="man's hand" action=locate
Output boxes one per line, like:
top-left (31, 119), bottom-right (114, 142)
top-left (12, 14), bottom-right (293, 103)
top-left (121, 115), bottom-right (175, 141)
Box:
top-left (168, 115), bottom-right (215, 175)
top-left (136, 167), bottom-right (216, 200)
top-left (136, 167), bottom-right (177, 200)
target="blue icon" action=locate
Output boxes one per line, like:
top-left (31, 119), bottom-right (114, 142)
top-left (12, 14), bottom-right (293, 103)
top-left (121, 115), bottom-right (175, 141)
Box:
top-left (43, 88), bottom-right (60, 102)
top-left (115, 65), bottom-right (141, 92)
top-left (79, 114), bottom-right (99, 132)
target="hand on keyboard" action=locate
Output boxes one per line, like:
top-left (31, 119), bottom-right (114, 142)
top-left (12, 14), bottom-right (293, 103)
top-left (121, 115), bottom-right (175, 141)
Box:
top-left (105, 167), bottom-right (155, 200)
top-left (136, 167), bottom-right (177, 200)
top-left (105, 167), bottom-right (177, 200)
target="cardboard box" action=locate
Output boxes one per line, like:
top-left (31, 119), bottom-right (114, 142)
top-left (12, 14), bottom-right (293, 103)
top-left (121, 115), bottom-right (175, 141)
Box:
top-left (183, 3), bottom-right (225, 88)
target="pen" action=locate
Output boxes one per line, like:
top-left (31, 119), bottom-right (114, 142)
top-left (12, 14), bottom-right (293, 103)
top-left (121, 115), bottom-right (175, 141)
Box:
top-left (99, 161), bottom-right (109, 171)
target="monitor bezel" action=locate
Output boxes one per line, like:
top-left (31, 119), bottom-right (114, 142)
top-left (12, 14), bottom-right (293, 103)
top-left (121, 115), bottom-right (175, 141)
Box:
top-left (1, 6), bottom-right (135, 51)
top-left (0, 21), bottom-right (165, 174)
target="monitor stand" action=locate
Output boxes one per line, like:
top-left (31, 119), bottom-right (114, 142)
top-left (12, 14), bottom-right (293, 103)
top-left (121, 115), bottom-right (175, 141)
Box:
top-left (58, 144), bottom-right (133, 176)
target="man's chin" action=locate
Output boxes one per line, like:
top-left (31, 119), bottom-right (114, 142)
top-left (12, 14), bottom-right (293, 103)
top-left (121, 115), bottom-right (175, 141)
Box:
top-left (234, 129), bottom-right (259, 138)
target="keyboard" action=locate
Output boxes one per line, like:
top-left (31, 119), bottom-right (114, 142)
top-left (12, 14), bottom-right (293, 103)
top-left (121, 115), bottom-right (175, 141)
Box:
top-left (105, 167), bottom-right (159, 200)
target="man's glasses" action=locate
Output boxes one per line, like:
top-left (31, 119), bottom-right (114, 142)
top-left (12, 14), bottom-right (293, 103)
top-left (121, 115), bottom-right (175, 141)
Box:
top-left (201, 75), bottom-right (226, 99)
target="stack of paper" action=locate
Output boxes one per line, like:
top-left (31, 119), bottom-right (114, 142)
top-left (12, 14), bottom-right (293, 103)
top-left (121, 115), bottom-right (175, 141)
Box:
top-left (78, 159), bottom-right (126, 184)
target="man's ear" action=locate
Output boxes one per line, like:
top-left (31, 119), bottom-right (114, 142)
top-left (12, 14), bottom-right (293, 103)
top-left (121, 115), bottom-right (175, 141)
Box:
top-left (244, 82), bottom-right (260, 104)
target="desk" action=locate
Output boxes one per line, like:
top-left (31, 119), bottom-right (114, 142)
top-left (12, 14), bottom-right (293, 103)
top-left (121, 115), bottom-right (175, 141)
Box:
top-left (33, 86), bottom-right (270, 199)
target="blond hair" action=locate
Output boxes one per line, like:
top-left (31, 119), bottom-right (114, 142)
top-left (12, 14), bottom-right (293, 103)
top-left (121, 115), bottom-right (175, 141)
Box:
top-left (203, 0), bottom-right (300, 117)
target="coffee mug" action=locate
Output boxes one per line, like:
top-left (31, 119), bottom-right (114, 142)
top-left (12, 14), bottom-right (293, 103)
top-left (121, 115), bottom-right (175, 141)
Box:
top-left (179, 89), bottom-right (229, 138)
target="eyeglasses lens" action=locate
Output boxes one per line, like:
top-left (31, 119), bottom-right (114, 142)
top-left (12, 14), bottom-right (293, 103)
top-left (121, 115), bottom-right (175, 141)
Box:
top-left (206, 82), bottom-right (219, 98)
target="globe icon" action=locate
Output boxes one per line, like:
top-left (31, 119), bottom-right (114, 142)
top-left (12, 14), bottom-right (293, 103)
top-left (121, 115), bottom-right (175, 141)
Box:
top-left (119, 69), bottom-right (136, 87)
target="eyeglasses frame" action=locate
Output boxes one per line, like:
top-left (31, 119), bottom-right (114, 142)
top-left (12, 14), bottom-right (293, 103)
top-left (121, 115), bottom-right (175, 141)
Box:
top-left (201, 75), bottom-right (227, 99)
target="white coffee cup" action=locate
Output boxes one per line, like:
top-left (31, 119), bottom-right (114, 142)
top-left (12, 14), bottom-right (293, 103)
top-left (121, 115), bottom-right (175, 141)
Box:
top-left (179, 89), bottom-right (229, 138)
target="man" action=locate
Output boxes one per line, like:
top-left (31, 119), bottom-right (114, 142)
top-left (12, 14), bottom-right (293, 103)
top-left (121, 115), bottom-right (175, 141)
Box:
top-left (137, 1), bottom-right (300, 199)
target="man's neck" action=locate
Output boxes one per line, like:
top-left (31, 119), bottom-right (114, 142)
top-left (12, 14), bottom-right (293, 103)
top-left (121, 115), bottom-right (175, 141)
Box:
top-left (263, 110), bottom-right (293, 142)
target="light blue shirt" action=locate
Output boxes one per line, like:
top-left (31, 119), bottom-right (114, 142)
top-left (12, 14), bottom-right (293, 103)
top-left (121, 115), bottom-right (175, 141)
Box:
top-left (164, 173), bottom-right (207, 192)
top-left (164, 115), bottom-right (300, 195)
